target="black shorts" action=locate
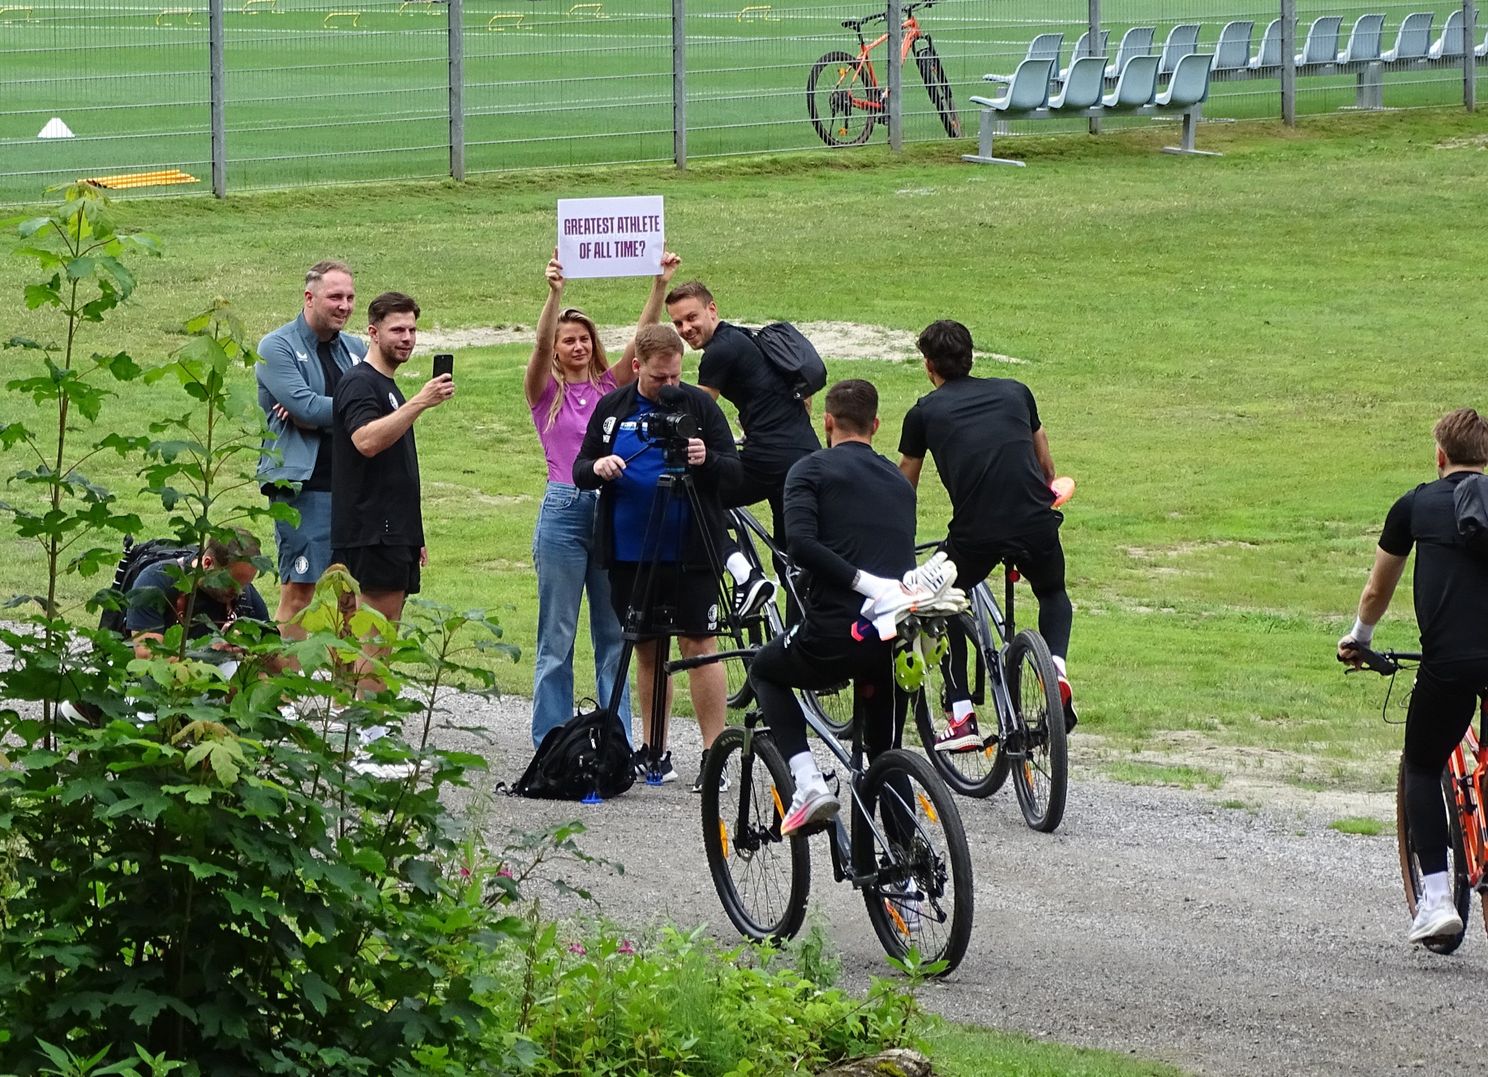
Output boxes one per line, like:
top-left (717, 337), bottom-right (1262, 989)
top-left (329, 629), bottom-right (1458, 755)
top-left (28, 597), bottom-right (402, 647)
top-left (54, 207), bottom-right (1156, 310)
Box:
top-left (608, 562), bottom-right (721, 638)
top-left (943, 521), bottom-right (1065, 593)
top-left (334, 544), bottom-right (421, 595)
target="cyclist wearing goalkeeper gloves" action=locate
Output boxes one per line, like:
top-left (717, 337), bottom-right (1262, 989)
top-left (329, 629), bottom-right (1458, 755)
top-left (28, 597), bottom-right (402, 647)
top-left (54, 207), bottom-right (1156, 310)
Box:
top-left (897, 319), bottom-right (1075, 751)
top-left (748, 379), bottom-right (926, 836)
top-left (1338, 407), bottom-right (1488, 945)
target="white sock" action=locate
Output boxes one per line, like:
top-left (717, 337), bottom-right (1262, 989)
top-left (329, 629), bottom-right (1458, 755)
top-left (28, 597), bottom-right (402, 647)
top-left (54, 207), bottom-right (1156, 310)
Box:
top-left (788, 751), bottom-right (823, 792)
top-left (726, 552), bottom-right (753, 582)
top-left (950, 699), bottom-right (975, 722)
top-left (1421, 871), bottom-right (1451, 904)
top-left (1052, 654), bottom-right (1068, 678)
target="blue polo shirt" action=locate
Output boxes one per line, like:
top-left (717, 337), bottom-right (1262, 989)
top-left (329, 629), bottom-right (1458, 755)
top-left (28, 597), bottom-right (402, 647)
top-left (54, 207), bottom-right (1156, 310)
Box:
top-left (611, 398), bottom-right (692, 562)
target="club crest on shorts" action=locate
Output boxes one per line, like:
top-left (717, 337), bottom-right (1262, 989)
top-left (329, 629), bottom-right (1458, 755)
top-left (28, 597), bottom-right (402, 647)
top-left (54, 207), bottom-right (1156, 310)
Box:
top-left (707, 603), bottom-right (719, 630)
top-left (293, 555), bottom-right (309, 576)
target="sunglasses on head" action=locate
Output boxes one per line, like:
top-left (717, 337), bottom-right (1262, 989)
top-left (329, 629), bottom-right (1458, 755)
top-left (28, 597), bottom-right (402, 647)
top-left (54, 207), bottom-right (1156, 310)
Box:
top-left (559, 308), bottom-right (589, 320)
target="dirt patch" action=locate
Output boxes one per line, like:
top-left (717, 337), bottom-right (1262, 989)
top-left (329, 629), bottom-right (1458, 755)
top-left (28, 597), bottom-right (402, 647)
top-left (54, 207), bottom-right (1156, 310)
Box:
top-left (1436, 134), bottom-right (1488, 150)
top-left (417, 321), bottom-right (1023, 365)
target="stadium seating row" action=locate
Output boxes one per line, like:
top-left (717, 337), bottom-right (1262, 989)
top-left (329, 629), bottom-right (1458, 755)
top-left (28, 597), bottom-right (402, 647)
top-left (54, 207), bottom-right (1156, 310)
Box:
top-left (962, 52), bottom-right (1218, 166)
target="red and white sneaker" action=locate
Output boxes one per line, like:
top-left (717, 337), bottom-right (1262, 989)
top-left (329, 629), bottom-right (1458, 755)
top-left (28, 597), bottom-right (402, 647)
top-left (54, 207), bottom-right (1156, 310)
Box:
top-left (934, 713), bottom-right (982, 753)
top-left (1058, 676), bottom-right (1078, 733)
top-left (781, 781), bottom-right (839, 837)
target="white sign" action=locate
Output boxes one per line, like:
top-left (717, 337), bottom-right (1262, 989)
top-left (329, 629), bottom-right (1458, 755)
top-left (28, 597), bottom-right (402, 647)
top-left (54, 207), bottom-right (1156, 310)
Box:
top-left (556, 195), bottom-right (664, 279)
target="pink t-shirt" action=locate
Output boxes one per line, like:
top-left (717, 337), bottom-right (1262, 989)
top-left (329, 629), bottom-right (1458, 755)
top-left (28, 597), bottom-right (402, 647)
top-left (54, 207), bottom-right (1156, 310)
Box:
top-left (531, 369), bottom-right (620, 484)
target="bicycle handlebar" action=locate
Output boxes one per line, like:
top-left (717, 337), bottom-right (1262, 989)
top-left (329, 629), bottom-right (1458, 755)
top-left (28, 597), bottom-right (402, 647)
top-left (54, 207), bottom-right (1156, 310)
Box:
top-left (842, 0), bottom-right (937, 31)
top-left (1338, 643), bottom-right (1421, 676)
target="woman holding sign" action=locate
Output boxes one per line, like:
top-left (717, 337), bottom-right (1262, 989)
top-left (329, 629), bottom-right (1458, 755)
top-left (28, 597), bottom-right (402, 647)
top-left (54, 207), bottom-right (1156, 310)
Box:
top-left (525, 247), bottom-right (681, 750)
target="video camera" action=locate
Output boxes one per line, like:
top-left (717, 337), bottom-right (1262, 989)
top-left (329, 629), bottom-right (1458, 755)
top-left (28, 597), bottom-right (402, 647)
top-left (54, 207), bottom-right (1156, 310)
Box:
top-left (638, 386), bottom-right (699, 469)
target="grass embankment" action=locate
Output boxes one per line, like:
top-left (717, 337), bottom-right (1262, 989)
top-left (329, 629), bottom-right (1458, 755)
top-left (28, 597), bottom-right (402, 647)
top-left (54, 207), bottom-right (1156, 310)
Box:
top-left (4, 109), bottom-right (1486, 796)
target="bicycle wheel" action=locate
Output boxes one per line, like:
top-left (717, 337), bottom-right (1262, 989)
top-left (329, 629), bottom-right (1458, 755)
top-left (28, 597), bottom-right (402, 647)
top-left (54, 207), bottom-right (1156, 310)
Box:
top-left (915, 40), bottom-right (962, 138)
top-left (913, 615), bottom-right (1002, 799)
top-left (853, 748), bottom-right (973, 973)
top-left (1004, 629), bottom-right (1067, 833)
top-left (1395, 755), bottom-right (1470, 955)
top-left (721, 600), bottom-right (782, 711)
top-left (804, 677), bottom-right (855, 740)
top-left (702, 726), bottom-right (811, 942)
top-left (807, 51), bottom-right (878, 147)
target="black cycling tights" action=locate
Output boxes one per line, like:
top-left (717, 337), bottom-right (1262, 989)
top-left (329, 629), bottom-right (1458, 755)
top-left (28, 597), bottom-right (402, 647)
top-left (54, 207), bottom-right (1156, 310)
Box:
top-left (1402, 660), bottom-right (1488, 876)
top-left (942, 530), bottom-right (1073, 707)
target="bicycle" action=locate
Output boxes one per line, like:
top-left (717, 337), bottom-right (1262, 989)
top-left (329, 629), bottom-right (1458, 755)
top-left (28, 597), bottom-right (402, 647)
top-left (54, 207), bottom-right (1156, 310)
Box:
top-left (806, 0), bottom-right (961, 148)
top-left (1345, 644), bottom-right (1488, 955)
top-left (691, 617), bottom-right (974, 972)
top-left (905, 548), bottom-right (1067, 831)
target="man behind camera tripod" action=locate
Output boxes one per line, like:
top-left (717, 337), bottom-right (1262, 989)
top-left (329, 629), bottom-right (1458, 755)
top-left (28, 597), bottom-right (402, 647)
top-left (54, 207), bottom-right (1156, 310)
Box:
top-left (573, 323), bottom-right (743, 789)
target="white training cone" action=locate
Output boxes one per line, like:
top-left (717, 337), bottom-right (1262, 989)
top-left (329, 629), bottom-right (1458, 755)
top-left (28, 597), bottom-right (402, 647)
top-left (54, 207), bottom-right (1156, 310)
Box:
top-left (37, 117), bottom-right (74, 139)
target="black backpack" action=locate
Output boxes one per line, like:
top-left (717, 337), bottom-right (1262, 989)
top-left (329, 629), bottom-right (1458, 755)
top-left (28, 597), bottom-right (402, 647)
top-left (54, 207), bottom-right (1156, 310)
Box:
top-left (96, 537), bottom-right (198, 636)
top-left (1454, 473), bottom-right (1488, 561)
top-left (510, 707), bottom-right (636, 801)
top-left (748, 322), bottom-right (828, 402)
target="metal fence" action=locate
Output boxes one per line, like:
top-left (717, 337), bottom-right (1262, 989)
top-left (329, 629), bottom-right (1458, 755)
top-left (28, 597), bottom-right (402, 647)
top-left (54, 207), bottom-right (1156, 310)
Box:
top-left (1, 0), bottom-right (1481, 200)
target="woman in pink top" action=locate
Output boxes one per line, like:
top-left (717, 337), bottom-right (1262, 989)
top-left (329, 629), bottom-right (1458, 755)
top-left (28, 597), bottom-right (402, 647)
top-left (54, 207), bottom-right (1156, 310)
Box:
top-left (526, 248), bottom-right (680, 747)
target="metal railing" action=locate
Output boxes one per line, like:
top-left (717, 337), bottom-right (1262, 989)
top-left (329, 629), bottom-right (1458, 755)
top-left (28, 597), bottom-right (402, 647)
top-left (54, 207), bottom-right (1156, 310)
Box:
top-left (0, 0), bottom-right (1479, 200)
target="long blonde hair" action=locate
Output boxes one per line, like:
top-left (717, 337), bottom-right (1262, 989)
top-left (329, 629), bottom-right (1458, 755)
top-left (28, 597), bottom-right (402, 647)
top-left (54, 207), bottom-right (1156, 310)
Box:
top-left (544, 308), bottom-right (610, 431)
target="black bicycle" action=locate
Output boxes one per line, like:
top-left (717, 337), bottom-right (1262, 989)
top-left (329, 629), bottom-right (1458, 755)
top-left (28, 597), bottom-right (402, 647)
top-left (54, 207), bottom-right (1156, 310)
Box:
top-left (807, 0), bottom-right (961, 148)
top-left (909, 543), bottom-right (1068, 831)
top-left (693, 618), bottom-right (974, 972)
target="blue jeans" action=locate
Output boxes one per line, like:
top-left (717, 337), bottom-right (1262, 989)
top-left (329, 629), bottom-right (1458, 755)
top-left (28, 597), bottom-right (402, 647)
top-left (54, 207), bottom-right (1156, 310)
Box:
top-left (531, 483), bottom-right (632, 748)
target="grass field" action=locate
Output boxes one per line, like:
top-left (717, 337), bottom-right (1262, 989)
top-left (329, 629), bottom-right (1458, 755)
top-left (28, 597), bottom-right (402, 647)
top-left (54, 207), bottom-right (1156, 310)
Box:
top-left (1, 0), bottom-right (1483, 200)
top-left (3, 108), bottom-right (1487, 794)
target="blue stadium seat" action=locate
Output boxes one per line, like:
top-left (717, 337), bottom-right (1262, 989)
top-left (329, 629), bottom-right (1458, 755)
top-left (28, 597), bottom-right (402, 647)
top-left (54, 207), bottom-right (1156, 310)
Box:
top-left (1337, 14), bottom-right (1384, 63)
top-left (1106, 27), bottom-right (1155, 80)
top-left (1249, 18), bottom-right (1288, 70)
top-left (1102, 53), bottom-right (1159, 108)
top-left (1047, 55), bottom-right (1107, 110)
top-left (1381, 12), bottom-right (1433, 63)
top-left (1296, 17), bottom-right (1342, 67)
top-left (983, 32), bottom-right (1064, 86)
top-left (1428, 10), bottom-right (1465, 60)
top-left (1211, 21), bottom-right (1253, 73)
top-left (1158, 24), bottom-right (1202, 76)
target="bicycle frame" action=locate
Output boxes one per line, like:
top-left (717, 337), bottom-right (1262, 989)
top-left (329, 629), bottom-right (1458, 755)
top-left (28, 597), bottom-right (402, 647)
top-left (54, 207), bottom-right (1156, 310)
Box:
top-left (1446, 715), bottom-right (1488, 891)
top-left (844, 13), bottom-right (925, 108)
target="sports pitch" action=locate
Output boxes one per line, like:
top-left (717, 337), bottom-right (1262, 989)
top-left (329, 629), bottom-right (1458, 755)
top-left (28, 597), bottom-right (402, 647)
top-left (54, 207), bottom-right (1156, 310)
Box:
top-left (1, 0), bottom-right (1479, 200)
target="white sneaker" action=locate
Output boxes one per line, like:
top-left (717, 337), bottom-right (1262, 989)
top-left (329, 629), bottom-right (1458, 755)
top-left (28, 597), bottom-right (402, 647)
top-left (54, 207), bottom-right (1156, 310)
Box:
top-left (781, 779), bottom-right (839, 836)
top-left (1409, 892), bottom-right (1464, 943)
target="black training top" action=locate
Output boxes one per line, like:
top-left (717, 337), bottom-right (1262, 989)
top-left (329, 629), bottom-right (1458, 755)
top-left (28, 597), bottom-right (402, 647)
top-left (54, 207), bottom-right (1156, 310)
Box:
top-left (783, 440), bottom-right (917, 632)
top-left (1378, 471), bottom-right (1488, 664)
top-left (697, 322), bottom-right (820, 465)
top-left (898, 374), bottom-right (1055, 546)
top-left (331, 362), bottom-right (424, 549)
top-left (123, 558), bottom-right (270, 638)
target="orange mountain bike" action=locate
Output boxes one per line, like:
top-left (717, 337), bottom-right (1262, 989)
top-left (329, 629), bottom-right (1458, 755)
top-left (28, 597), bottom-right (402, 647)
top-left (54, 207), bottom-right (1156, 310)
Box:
top-left (806, 0), bottom-right (961, 147)
top-left (1348, 645), bottom-right (1488, 955)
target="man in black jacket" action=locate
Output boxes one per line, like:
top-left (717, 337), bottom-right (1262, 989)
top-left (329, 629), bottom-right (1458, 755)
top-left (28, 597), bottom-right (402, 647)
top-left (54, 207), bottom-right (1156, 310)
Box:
top-left (1339, 407), bottom-right (1488, 946)
top-left (574, 323), bottom-right (743, 789)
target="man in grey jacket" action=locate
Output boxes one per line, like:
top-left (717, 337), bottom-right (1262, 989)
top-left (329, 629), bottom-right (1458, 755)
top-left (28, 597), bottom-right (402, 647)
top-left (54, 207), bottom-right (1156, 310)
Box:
top-left (256, 260), bottom-right (367, 636)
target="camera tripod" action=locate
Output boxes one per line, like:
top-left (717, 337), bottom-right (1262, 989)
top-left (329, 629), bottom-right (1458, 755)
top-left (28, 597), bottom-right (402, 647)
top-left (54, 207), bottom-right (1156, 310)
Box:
top-left (593, 462), bottom-right (737, 795)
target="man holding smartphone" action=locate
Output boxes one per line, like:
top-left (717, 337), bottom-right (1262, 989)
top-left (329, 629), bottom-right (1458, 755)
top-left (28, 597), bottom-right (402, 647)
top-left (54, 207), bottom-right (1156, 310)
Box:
top-left (331, 292), bottom-right (453, 645)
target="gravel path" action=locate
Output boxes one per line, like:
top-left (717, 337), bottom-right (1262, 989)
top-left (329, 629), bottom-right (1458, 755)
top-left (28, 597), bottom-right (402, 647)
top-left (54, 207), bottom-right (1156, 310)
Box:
top-left (447, 692), bottom-right (1488, 1077)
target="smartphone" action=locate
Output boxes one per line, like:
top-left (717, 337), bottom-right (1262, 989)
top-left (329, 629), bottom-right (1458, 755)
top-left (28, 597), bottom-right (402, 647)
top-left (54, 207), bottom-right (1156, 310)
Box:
top-left (433, 353), bottom-right (454, 380)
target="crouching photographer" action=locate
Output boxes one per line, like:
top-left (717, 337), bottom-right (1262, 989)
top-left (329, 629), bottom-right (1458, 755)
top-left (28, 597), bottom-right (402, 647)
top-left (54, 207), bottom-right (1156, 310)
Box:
top-left (573, 323), bottom-right (742, 790)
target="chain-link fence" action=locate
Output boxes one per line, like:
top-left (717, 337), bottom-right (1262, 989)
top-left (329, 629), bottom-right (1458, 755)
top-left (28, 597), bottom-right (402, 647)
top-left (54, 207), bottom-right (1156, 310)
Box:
top-left (1, 0), bottom-right (1481, 200)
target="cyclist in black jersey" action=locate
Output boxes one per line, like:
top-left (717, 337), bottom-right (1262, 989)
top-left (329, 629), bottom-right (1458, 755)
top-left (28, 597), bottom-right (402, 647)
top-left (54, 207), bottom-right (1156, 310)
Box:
top-left (1339, 407), bottom-right (1488, 945)
top-left (747, 379), bottom-right (929, 835)
top-left (897, 320), bottom-right (1076, 750)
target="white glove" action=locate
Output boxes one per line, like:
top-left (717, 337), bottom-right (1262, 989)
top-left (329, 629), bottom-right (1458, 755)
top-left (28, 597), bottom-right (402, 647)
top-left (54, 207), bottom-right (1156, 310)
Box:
top-left (914, 586), bottom-right (970, 616)
top-left (904, 551), bottom-right (958, 599)
top-left (852, 570), bottom-right (901, 600)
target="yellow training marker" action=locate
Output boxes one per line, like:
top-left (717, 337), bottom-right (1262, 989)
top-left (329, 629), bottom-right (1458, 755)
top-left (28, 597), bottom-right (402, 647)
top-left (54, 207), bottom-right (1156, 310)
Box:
top-left (82, 169), bottom-right (199, 191)
top-left (485, 12), bottom-right (525, 30)
top-left (323, 10), bottom-right (361, 27)
top-left (738, 5), bottom-right (778, 21)
top-left (566, 3), bottom-right (605, 17)
top-left (0, 6), bottom-right (35, 23)
top-left (156, 6), bottom-right (202, 26)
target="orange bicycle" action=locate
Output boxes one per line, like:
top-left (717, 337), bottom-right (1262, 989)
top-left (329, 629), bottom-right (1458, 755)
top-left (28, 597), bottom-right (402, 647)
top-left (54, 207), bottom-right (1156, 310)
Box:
top-left (1348, 645), bottom-right (1488, 954)
top-left (806, 0), bottom-right (961, 147)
